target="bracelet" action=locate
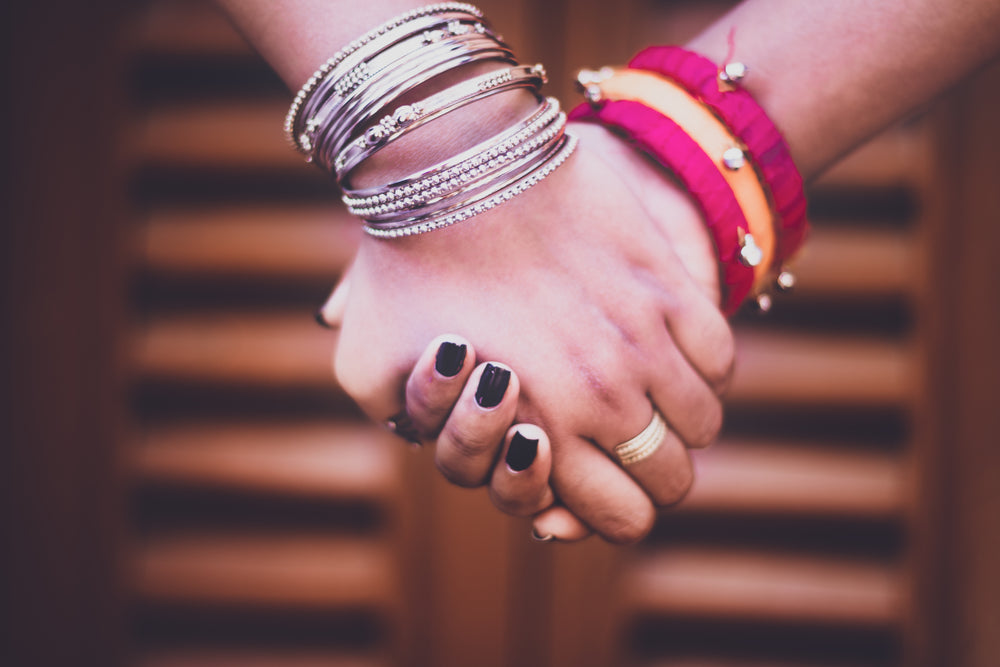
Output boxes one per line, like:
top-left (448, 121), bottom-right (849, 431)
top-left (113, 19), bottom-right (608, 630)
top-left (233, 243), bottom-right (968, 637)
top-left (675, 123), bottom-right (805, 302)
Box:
top-left (284, 3), bottom-right (485, 151)
top-left (628, 46), bottom-right (808, 275)
top-left (344, 100), bottom-right (564, 217)
top-left (335, 64), bottom-right (547, 181)
top-left (284, 3), bottom-right (572, 238)
top-left (571, 47), bottom-right (808, 312)
top-left (576, 67), bottom-right (776, 291)
top-left (571, 99), bottom-right (753, 313)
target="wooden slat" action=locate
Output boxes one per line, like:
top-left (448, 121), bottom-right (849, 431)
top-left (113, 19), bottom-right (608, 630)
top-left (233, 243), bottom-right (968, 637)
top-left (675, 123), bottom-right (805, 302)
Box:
top-left (132, 101), bottom-right (299, 170)
top-left (137, 649), bottom-right (388, 667)
top-left (683, 440), bottom-right (905, 520)
top-left (623, 548), bottom-right (899, 629)
top-left (133, 312), bottom-right (338, 390)
top-left (140, 205), bottom-right (359, 280)
top-left (130, 0), bottom-right (253, 58)
top-left (134, 533), bottom-right (396, 609)
top-left (785, 226), bottom-right (916, 299)
top-left (136, 422), bottom-right (399, 501)
top-left (726, 331), bottom-right (912, 407)
top-left (813, 123), bottom-right (929, 189)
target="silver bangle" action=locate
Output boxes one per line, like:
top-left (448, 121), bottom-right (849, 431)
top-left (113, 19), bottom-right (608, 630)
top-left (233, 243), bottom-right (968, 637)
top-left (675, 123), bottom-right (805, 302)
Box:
top-left (334, 64), bottom-right (547, 180)
top-left (284, 3), bottom-right (485, 150)
top-left (346, 108), bottom-right (566, 219)
top-left (361, 132), bottom-right (578, 238)
top-left (343, 97), bottom-right (560, 206)
top-left (310, 38), bottom-right (515, 172)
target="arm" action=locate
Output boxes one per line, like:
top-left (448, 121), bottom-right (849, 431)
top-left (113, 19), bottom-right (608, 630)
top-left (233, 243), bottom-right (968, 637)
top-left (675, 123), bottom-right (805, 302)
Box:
top-left (687, 0), bottom-right (1000, 179)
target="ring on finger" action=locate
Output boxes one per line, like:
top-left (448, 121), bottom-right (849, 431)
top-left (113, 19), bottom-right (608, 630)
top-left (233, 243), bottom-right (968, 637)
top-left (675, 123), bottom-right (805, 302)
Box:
top-left (614, 410), bottom-right (667, 465)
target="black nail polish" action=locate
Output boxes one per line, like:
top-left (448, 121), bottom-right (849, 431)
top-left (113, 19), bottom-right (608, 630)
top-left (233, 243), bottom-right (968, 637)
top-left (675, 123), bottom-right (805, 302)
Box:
top-left (506, 431), bottom-right (538, 472)
top-left (314, 308), bottom-right (332, 329)
top-left (475, 364), bottom-right (510, 408)
top-left (434, 341), bottom-right (467, 377)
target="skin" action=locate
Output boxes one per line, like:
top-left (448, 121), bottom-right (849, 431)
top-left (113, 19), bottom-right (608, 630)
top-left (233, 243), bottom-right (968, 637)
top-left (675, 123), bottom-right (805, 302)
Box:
top-left (218, 0), bottom-right (1000, 542)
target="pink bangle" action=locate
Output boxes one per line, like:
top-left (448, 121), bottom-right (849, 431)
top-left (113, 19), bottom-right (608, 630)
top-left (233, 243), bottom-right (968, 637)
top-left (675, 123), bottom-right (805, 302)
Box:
top-left (570, 99), bottom-right (753, 314)
top-left (628, 46), bottom-right (808, 264)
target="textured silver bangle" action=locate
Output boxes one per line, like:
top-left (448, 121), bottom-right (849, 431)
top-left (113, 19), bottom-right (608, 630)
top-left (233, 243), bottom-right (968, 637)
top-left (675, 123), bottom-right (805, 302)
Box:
top-left (361, 132), bottom-right (578, 238)
top-left (334, 64), bottom-right (547, 180)
top-left (346, 108), bottom-right (566, 219)
top-left (296, 13), bottom-right (489, 151)
top-left (284, 3), bottom-right (485, 150)
top-left (361, 123), bottom-right (564, 225)
top-left (310, 39), bottom-right (515, 172)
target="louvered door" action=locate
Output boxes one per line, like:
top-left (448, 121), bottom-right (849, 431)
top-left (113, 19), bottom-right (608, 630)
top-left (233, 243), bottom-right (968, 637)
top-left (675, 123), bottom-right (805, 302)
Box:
top-left (125, 2), bottom-right (412, 664)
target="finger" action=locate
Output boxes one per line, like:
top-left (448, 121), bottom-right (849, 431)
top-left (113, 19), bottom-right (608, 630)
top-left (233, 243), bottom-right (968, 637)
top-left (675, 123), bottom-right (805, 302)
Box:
top-left (645, 339), bottom-right (724, 450)
top-left (609, 410), bottom-right (695, 507)
top-left (488, 424), bottom-right (555, 516)
top-left (316, 265), bottom-right (354, 330)
top-left (550, 435), bottom-right (657, 545)
top-left (531, 505), bottom-right (593, 543)
top-left (435, 362), bottom-right (519, 488)
top-left (403, 334), bottom-right (476, 439)
top-left (659, 273), bottom-right (736, 395)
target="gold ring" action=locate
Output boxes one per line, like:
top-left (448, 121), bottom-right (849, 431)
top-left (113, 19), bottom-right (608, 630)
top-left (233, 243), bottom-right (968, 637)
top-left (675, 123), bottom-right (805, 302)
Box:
top-left (614, 411), bottom-right (667, 465)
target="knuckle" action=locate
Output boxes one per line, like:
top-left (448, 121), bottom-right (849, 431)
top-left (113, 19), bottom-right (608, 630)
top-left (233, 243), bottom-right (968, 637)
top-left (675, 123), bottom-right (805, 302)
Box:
top-left (601, 502), bottom-right (656, 545)
top-left (434, 450), bottom-right (487, 488)
top-left (688, 399), bottom-right (724, 449)
top-left (653, 461), bottom-right (695, 507)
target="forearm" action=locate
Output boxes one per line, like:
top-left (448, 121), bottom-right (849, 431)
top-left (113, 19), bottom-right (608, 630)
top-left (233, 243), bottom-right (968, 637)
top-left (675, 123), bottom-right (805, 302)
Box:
top-left (216, 0), bottom-right (424, 88)
top-left (686, 0), bottom-right (1000, 180)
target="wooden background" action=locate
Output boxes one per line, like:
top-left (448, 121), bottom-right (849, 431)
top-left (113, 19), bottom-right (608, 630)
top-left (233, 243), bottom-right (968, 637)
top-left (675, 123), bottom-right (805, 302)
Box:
top-left (3, 1), bottom-right (998, 666)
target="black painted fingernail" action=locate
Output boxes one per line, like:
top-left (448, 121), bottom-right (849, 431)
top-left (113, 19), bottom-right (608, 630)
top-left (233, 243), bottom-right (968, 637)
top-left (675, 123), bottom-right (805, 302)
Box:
top-left (506, 431), bottom-right (538, 472)
top-left (475, 364), bottom-right (510, 408)
top-left (434, 341), bottom-right (467, 377)
top-left (314, 308), bottom-right (331, 329)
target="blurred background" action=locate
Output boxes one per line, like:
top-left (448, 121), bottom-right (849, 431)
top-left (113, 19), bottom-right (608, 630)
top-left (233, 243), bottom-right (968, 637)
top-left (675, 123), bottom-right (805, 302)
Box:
top-left (2, 1), bottom-right (999, 666)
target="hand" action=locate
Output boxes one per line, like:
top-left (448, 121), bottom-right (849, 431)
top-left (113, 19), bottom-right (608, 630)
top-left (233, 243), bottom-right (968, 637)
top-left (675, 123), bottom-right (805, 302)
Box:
top-left (328, 121), bottom-right (734, 543)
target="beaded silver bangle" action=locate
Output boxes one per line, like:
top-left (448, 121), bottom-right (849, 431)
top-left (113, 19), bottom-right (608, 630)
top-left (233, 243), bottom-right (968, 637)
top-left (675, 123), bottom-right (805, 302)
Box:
top-left (346, 108), bottom-right (566, 219)
top-left (343, 97), bottom-right (560, 206)
top-left (361, 132), bottom-right (578, 239)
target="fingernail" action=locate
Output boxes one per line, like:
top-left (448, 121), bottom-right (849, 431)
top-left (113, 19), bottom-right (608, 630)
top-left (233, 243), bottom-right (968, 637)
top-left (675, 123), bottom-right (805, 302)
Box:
top-left (531, 528), bottom-right (554, 542)
top-left (505, 431), bottom-right (538, 472)
top-left (434, 341), bottom-right (467, 377)
top-left (314, 308), bottom-right (331, 329)
top-left (475, 364), bottom-right (510, 408)
top-left (385, 411), bottom-right (421, 446)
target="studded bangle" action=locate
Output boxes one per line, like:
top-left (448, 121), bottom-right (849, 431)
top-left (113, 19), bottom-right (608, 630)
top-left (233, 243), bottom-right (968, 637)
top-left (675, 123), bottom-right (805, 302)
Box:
top-left (628, 46), bottom-right (808, 292)
top-left (296, 16), bottom-right (498, 152)
top-left (335, 64), bottom-right (547, 181)
top-left (284, 3), bottom-right (485, 151)
top-left (309, 36), bottom-right (516, 173)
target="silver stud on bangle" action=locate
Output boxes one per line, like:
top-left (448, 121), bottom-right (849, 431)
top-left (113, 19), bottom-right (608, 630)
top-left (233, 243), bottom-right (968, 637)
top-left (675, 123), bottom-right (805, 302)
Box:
top-left (776, 270), bottom-right (797, 292)
top-left (719, 61), bottom-right (748, 85)
top-left (722, 146), bottom-right (746, 170)
top-left (739, 231), bottom-right (763, 267)
top-left (755, 292), bottom-right (773, 313)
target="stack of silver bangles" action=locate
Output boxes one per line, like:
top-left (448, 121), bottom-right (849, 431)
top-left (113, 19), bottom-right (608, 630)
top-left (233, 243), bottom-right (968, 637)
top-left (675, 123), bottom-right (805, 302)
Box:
top-left (284, 2), bottom-right (577, 238)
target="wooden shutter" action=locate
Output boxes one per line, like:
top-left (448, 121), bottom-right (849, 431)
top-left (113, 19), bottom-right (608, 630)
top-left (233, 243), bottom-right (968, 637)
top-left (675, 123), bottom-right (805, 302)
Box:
top-left (125, 2), bottom-right (415, 665)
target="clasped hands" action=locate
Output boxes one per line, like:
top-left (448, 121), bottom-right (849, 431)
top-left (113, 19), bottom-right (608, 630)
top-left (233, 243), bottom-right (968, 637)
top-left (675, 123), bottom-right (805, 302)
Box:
top-left (320, 121), bottom-right (735, 543)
